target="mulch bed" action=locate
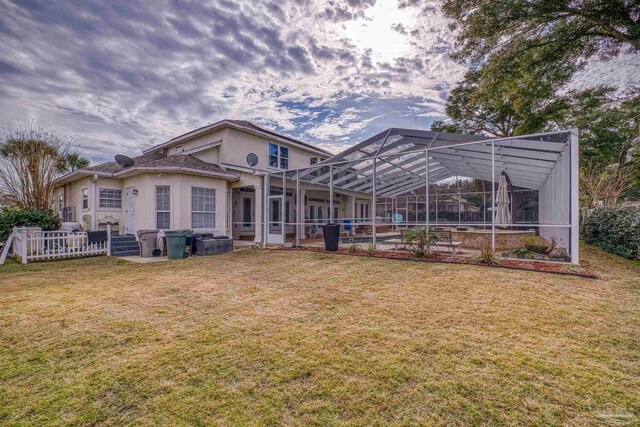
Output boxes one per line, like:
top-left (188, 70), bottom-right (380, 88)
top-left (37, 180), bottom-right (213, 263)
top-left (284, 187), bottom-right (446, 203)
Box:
top-left (278, 246), bottom-right (597, 278)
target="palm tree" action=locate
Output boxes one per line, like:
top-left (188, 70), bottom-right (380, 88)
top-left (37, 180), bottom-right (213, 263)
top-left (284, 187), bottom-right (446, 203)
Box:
top-left (58, 153), bottom-right (90, 174)
top-left (0, 121), bottom-right (88, 210)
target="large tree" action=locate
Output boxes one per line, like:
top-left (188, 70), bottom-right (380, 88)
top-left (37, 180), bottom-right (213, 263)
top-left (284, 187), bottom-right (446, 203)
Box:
top-left (0, 122), bottom-right (88, 210)
top-left (442, 0), bottom-right (639, 73)
top-left (436, 0), bottom-right (639, 137)
top-left (569, 88), bottom-right (640, 206)
top-left (431, 67), bottom-right (577, 137)
top-left (434, 0), bottom-right (640, 205)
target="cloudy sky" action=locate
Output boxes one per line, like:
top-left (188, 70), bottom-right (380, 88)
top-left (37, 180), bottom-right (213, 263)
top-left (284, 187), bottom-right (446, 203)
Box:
top-left (0, 0), bottom-right (637, 164)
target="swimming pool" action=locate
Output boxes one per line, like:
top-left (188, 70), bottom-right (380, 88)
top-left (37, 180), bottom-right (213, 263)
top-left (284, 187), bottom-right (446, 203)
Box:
top-left (340, 235), bottom-right (401, 244)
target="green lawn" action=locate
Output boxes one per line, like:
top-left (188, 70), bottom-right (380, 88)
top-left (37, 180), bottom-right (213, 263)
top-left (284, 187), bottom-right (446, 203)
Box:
top-left (1, 245), bottom-right (639, 426)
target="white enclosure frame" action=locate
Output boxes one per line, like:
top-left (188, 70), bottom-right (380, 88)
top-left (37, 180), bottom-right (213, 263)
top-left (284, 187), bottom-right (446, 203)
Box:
top-left (263, 128), bottom-right (579, 264)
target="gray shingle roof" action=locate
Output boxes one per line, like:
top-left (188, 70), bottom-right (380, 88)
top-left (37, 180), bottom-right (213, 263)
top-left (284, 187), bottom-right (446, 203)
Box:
top-left (85, 152), bottom-right (232, 177)
top-left (144, 119), bottom-right (333, 156)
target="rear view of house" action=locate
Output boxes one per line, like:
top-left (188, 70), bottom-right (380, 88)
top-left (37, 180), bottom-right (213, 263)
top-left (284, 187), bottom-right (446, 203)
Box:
top-left (54, 120), bottom-right (333, 242)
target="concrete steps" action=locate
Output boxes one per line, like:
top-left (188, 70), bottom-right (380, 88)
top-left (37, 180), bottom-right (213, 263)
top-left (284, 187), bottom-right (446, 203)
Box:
top-left (111, 235), bottom-right (140, 257)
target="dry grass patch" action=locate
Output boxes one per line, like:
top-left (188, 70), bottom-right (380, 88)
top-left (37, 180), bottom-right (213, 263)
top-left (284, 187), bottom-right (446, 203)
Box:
top-left (0, 245), bottom-right (639, 426)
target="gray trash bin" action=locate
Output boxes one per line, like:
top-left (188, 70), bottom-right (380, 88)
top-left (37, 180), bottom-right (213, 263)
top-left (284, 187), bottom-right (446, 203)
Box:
top-left (137, 229), bottom-right (159, 257)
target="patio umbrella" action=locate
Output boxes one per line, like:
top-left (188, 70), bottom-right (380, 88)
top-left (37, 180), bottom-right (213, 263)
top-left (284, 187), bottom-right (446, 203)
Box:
top-left (494, 174), bottom-right (512, 225)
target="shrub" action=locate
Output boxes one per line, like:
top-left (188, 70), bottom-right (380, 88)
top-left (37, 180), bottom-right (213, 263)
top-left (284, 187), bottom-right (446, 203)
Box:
top-left (581, 206), bottom-right (640, 260)
top-left (522, 236), bottom-right (548, 254)
top-left (0, 208), bottom-right (61, 241)
top-left (511, 247), bottom-right (535, 259)
top-left (365, 242), bottom-right (377, 255)
top-left (403, 227), bottom-right (436, 258)
top-left (476, 237), bottom-right (499, 265)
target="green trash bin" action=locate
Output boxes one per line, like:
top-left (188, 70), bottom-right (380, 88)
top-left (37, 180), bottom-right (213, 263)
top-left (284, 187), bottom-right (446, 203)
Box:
top-left (164, 230), bottom-right (191, 260)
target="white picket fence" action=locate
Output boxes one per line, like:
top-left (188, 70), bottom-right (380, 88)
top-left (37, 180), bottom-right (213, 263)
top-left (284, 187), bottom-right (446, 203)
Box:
top-left (13, 226), bottom-right (112, 264)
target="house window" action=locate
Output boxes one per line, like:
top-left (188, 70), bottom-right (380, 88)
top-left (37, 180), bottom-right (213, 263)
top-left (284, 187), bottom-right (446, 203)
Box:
top-left (320, 157), bottom-right (329, 176)
top-left (191, 187), bottom-right (216, 228)
top-left (82, 188), bottom-right (88, 210)
top-left (99, 188), bottom-right (121, 209)
top-left (268, 143), bottom-right (288, 169)
top-left (310, 157), bottom-right (318, 165)
top-left (156, 185), bottom-right (170, 230)
top-left (58, 195), bottom-right (63, 213)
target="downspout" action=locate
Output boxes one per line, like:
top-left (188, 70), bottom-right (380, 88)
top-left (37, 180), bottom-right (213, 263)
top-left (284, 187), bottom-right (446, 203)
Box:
top-left (63, 183), bottom-right (67, 221)
top-left (91, 174), bottom-right (98, 231)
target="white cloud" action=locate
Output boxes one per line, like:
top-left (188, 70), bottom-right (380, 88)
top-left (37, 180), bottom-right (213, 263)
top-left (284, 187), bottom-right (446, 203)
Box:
top-left (0, 0), bottom-right (636, 164)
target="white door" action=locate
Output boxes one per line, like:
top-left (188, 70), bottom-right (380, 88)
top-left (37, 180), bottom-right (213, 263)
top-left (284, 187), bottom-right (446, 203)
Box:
top-left (267, 195), bottom-right (284, 244)
top-left (241, 196), bottom-right (254, 231)
top-left (124, 188), bottom-right (135, 235)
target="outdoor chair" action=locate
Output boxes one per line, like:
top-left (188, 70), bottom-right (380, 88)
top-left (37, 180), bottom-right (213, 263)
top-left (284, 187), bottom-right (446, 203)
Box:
top-left (341, 219), bottom-right (354, 237)
top-left (431, 229), bottom-right (463, 255)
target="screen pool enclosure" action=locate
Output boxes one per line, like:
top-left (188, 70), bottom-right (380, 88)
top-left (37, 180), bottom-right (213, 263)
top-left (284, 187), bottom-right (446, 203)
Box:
top-left (261, 128), bottom-right (579, 264)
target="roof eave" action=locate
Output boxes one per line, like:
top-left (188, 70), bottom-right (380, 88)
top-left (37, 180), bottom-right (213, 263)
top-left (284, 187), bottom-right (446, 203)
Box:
top-left (54, 170), bottom-right (111, 186)
top-left (112, 166), bottom-right (240, 182)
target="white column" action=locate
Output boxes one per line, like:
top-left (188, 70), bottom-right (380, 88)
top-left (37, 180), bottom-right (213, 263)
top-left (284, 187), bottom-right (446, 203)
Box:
top-left (372, 158), bottom-right (377, 246)
top-left (296, 170), bottom-right (301, 247)
top-left (491, 141), bottom-right (496, 251)
top-left (345, 195), bottom-right (355, 224)
top-left (281, 171), bottom-right (286, 245)
top-left (570, 129), bottom-right (579, 264)
top-left (263, 174), bottom-right (270, 245)
top-left (329, 164), bottom-right (334, 223)
top-left (457, 175), bottom-right (461, 225)
top-left (254, 184), bottom-right (263, 243)
top-left (425, 150), bottom-right (430, 231)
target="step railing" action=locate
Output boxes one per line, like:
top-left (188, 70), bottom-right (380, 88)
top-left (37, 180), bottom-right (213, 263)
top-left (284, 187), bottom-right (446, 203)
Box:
top-left (13, 225), bottom-right (112, 264)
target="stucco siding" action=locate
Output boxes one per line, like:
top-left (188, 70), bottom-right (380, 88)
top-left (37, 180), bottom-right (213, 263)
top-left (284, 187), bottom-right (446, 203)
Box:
top-left (122, 173), bottom-right (229, 236)
top-left (56, 177), bottom-right (91, 223)
top-left (166, 128), bottom-right (225, 161)
top-left (220, 128), bottom-right (319, 170)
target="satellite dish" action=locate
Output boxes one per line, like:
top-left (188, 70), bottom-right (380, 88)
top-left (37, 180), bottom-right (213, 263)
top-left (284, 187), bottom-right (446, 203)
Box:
top-left (114, 154), bottom-right (134, 168)
top-left (246, 153), bottom-right (259, 167)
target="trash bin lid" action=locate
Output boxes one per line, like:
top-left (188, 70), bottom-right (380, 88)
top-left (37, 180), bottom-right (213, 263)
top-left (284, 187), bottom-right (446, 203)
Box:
top-left (164, 230), bottom-right (191, 237)
top-left (137, 229), bottom-right (159, 235)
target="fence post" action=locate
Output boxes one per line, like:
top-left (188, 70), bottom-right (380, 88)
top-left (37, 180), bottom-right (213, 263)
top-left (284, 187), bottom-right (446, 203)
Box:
top-left (21, 230), bottom-right (28, 264)
top-left (106, 225), bottom-right (112, 256)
